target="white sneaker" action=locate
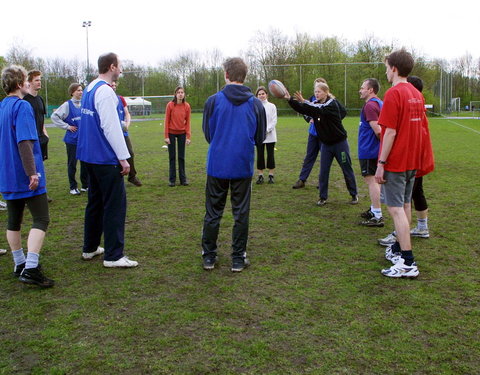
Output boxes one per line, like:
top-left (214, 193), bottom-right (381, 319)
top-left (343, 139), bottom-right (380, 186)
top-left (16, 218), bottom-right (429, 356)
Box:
top-left (82, 246), bottom-right (105, 260)
top-left (103, 256), bottom-right (138, 268)
top-left (385, 245), bottom-right (401, 262)
top-left (410, 227), bottom-right (430, 238)
top-left (381, 258), bottom-right (419, 278)
top-left (80, 188), bottom-right (88, 192)
top-left (70, 188), bottom-right (81, 195)
top-left (0, 248), bottom-right (7, 255)
top-left (378, 232), bottom-right (397, 246)
top-left (0, 200), bottom-right (7, 210)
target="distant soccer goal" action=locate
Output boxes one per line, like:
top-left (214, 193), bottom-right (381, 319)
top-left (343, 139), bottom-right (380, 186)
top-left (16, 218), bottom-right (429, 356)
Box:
top-left (125, 95), bottom-right (173, 117)
top-left (450, 97), bottom-right (460, 113)
top-left (470, 101), bottom-right (480, 117)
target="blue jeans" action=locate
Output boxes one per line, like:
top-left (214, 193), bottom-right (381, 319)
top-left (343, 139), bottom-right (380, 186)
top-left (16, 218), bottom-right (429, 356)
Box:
top-left (299, 133), bottom-right (322, 182)
top-left (319, 140), bottom-right (357, 200)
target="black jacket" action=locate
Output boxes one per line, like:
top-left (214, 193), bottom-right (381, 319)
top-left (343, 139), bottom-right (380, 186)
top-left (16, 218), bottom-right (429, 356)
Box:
top-left (288, 96), bottom-right (348, 145)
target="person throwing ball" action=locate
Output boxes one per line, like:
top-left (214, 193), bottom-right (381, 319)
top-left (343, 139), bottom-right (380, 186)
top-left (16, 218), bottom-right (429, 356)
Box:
top-left (281, 82), bottom-right (358, 206)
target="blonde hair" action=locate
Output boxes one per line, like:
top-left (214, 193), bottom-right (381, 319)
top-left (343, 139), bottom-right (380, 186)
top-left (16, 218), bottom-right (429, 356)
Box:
top-left (314, 82), bottom-right (335, 99)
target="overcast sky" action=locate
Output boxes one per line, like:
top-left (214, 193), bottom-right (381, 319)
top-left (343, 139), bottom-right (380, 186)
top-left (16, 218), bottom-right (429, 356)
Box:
top-left (2, 0), bottom-right (479, 67)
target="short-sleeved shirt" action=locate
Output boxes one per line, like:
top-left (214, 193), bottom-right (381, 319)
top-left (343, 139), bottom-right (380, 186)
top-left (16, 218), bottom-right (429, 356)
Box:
top-left (0, 97), bottom-right (47, 199)
top-left (23, 94), bottom-right (46, 136)
top-left (378, 82), bottom-right (424, 172)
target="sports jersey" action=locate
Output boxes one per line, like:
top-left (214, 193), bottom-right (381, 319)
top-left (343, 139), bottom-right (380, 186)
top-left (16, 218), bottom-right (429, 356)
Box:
top-left (77, 80), bottom-right (127, 165)
top-left (0, 97), bottom-right (47, 199)
top-left (358, 97), bottom-right (382, 159)
top-left (63, 99), bottom-right (81, 145)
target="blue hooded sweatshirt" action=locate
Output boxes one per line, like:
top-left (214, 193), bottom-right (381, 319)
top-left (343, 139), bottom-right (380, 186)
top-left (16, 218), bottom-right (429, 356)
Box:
top-left (203, 84), bottom-right (266, 179)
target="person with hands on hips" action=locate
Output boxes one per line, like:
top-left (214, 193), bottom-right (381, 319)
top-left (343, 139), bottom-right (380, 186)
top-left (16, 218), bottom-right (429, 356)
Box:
top-left (51, 83), bottom-right (88, 195)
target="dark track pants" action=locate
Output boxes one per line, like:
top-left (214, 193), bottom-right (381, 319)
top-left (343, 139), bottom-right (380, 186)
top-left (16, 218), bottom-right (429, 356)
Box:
top-left (66, 143), bottom-right (88, 190)
top-left (168, 133), bottom-right (186, 184)
top-left (299, 133), bottom-right (322, 182)
top-left (201, 176), bottom-right (252, 262)
top-left (319, 139), bottom-right (357, 200)
top-left (83, 163), bottom-right (126, 261)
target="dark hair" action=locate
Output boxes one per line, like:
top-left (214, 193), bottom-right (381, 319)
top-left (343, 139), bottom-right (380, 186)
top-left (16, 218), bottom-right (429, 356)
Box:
top-left (223, 57), bottom-right (248, 83)
top-left (27, 70), bottom-right (41, 82)
top-left (68, 83), bottom-right (82, 96)
top-left (364, 78), bottom-right (380, 94)
top-left (385, 49), bottom-right (414, 78)
top-left (255, 86), bottom-right (267, 97)
top-left (172, 86), bottom-right (185, 104)
top-left (1, 65), bottom-right (28, 94)
top-left (407, 76), bottom-right (424, 93)
top-left (98, 53), bottom-right (119, 74)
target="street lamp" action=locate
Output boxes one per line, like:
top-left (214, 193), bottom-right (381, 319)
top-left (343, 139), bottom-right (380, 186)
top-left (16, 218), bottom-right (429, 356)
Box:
top-left (82, 21), bottom-right (92, 81)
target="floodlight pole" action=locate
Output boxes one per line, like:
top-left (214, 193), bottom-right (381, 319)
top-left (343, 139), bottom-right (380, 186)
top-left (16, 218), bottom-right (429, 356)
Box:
top-left (82, 21), bottom-right (92, 81)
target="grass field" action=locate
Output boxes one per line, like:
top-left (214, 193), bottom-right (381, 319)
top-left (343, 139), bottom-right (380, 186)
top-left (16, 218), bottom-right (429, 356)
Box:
top-left (1, 114), bottom-right (479, 375)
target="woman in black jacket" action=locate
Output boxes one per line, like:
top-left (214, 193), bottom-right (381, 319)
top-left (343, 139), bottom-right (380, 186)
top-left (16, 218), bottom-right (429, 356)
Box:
top-left (286, 82), bottom-right (358, 206)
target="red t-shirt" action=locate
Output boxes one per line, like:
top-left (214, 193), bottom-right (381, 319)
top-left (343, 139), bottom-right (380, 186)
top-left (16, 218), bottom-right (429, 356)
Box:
top-left (378, 82), bottom-right (425, 172)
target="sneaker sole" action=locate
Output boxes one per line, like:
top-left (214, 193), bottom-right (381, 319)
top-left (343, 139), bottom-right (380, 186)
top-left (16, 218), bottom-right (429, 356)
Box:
top-left (360, 222), bottom-right (385, 227)
top-left (381, 271), bottom-right (419, 278)
top-left (411, 234), bottom-right (430, 238)
top-left (378, 240), bottom-right (396, 246)
top-left (103, 263), bottom-right (138, 268)
top-left (19, 276), bottom-right (55, 287)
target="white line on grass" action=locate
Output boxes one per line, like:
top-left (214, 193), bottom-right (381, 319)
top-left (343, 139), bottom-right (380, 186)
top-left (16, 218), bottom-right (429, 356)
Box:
top-left (445, 120), bottom-right (480, 135)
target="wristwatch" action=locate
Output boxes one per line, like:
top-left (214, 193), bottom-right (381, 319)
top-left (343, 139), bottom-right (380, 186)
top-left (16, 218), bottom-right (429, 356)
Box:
top-left (378, 160), bottom-right (387, 165)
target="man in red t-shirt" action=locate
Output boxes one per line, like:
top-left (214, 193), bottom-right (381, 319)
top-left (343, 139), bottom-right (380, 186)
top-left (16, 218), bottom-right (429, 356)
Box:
top-left (375, 49), bottom-right (426, 278)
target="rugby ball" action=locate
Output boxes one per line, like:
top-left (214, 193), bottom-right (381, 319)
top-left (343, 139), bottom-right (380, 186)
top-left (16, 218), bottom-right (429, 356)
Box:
top-left (268, 80), bottom-right (287, 99)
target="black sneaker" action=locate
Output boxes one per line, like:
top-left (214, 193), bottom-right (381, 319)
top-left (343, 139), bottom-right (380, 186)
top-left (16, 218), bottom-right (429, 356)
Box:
top-left (316, 198), bottom-right (327, 206)
top-left (19, 267), bottom-right (54, 288)
top-left (360, 209), bottom-right (374, 219)
top-left (231, 258), bottom-right (250, 272)
top-left (349, 195), bottom-right (359, 205)
top-left (13, 262), bottom-right (26, 278)
top-left (360, 216), bottom-right (384, 227)
top-left (256, 175), bottom-right (264, 185)
top-left (268, 175), bottom-right (274, 184)
top-left (203, 256), bottom-right (218, 270)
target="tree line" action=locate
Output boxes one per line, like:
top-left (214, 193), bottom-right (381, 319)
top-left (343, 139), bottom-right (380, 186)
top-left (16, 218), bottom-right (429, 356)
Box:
top-left (1, 31), bottom-right (479, 114)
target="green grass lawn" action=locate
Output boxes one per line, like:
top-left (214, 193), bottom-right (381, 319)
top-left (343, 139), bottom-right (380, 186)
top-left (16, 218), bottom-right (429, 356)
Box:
top-left (1, 114), bottom-right (479, 375)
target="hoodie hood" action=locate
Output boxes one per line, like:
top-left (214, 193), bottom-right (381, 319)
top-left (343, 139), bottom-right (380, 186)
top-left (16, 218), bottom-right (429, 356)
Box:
top-left (221, 84), bottom-right (254, 106)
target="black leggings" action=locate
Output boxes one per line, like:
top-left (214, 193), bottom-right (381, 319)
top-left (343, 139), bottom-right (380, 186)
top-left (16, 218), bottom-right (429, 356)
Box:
top-left (412, 177), bottom-right (428, 212)
top-left (6, 193), bottom-right (50, 232)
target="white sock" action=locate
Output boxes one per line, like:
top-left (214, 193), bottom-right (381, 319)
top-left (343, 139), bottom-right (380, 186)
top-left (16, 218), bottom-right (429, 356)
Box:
top-left (417, 218), bottom-right (428, 231)
top-left (371, 206), bottom-right (382, 219)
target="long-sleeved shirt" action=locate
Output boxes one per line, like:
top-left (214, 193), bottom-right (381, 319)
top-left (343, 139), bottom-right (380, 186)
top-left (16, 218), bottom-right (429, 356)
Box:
top-left (51, 98), bottom-right (81, 129)
top-left (164, 101), bottom-right (191, 139)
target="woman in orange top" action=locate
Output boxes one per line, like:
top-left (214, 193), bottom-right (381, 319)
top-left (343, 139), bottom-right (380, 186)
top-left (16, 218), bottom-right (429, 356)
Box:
top-left (164, 86), bottom-right (191, 186)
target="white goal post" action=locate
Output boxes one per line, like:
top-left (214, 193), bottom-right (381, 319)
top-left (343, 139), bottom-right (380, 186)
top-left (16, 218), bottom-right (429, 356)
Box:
top-left (450, 97), bottom-right (460, 113)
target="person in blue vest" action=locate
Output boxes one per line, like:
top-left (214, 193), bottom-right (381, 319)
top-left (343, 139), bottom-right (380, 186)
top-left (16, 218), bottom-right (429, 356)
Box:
top-left (357, 78), bottom-right (384, 227)
top-left (0, 65), bottom-right (54, 287)
top-left (51, 83), bottom-right (89, 195)
top-left (76, 53), bottom-right (138, 268)
top-left (292, 77), bottom-right (326, 189)
top-left (201, 57), bottom-right (266, 272)
top-left (111, 80), bottom-right (142, 187)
